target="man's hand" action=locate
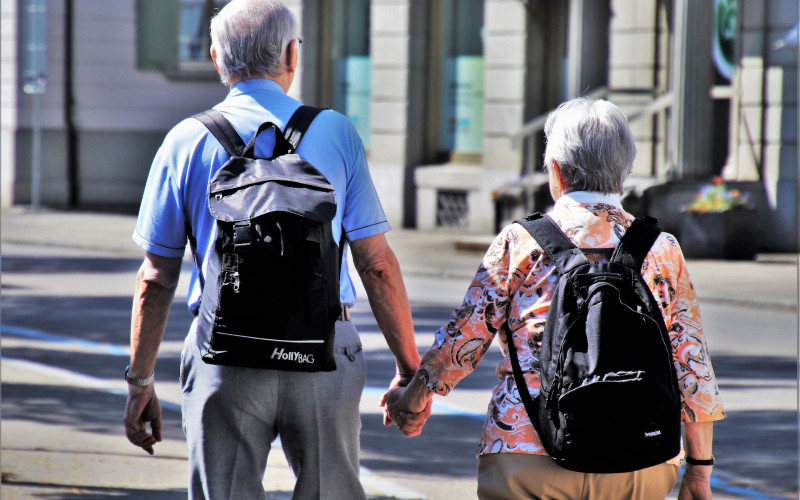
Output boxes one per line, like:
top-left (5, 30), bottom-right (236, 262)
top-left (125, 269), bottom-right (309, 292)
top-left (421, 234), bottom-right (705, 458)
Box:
top-left (677, 464), bottom-right (713, 500)
top-left (123, 385), bottom-right (162, 455)
top-left (382, 387), bottom-right (432, 437)
top-left (380, 371), bottom-right (415, 426)
top-left (381, 370), bottom-right (434, 437)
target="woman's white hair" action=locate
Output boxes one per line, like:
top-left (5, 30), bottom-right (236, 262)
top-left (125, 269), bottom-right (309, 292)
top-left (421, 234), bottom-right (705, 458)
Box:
top-left (543, 97), bottom-right (636, 194)
top-left (210, 0), bottom-right (297, 84)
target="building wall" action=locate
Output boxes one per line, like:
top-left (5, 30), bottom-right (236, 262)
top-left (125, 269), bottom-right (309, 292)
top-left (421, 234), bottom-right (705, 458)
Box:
top-left (368, 0), bottom-right (412, 228)
top-left (11, 0), bottom-right (228, 208)
top-left (414, 0), bottom-right (523, 233)
top-left (1, 0), bottom-right (18, 208)
top-left (729, 0), bottom-right (798, 251)
top-left (608, 0), bottom-right (663, 179)
top-left (4, 0), bottom-right (796, 250)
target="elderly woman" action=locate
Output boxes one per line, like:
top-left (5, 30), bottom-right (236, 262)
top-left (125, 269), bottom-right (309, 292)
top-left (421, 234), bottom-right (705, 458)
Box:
top-left (384, 98), bottom-right (725, 500)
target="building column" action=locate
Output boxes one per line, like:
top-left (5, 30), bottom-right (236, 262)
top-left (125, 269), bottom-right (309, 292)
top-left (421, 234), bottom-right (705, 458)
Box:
top-left (482, 0), bottom-right (526, 175)
top-left (670, 0), bottom-right (715, 179)
top-left (368, 0), bottom-right (414, 227)
top-left (0, 1), bottom-right (19, 207)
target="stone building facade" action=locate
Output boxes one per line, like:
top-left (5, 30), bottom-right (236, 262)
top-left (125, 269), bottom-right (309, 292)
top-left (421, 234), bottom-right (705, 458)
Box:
top-left (2, 0), bottom-right (797, 250)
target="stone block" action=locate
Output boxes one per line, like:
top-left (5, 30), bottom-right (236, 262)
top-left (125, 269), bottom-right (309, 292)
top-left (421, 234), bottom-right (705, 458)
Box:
top-left (415, 164), bottom-right (485, 190)
top-left (630, 144), bottom-right (654, 177)
top-left (372, 4), bottom-right (409, 34)
top-left (485, 0), bottom-right (526, 33)
top-left (368, 162), bottom-right (406, 227)
top-left (370, 101), bottom-right (407, 132)
top-left (610, 32), bottom-right (655, 67)
top-left (738, 60), bottom-right (764, 104)
top-left (484, 136), bottom-right (522, 172)
top-left (371, 36), bottom-right (408, 64)
top-left (737, 105), bottom-right (763, 142)
top-left (609, 0), bottom-right (656, 30)
top-left (371, 68), bottom-right (408, 99)
top-left (484, 34), bottom-right (526, 66)
top-left (484, 69), bottom-right (525, 100)
top-left (608, 68), bottom-right (655, 89)
top-left (368, 132), bottom-right (407, 164)
top-left (766, 105), bottom-right (796, 143)
top-left (484, 103), bottom-right (524, 135)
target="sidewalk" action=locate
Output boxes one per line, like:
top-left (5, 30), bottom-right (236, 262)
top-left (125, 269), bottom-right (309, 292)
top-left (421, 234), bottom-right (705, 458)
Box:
top-left (1, 207), bottom-right (797, 311)
top-left (2, 207), bottom-right (797, 500)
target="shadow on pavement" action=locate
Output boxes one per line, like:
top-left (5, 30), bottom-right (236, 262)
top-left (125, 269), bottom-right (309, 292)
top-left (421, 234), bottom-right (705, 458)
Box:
top-left (1, 295), bottom-right (194, 345)
top-left (710, 354), bottom-right (798, 497)
top-left (1, 383), bottom-right (185, 442)
top-left (1, 256), bottom-right (143, 274)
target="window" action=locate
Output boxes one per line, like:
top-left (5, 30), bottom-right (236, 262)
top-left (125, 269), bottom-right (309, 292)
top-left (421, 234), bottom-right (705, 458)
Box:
top-left (426, 0), bottom-right (485, 163)
top-left (306, 0), bottom-right (371, 147)
top-left (136, 0), bottom-right (224, 78)
top-left (179, 0), bottom-right (227, 64)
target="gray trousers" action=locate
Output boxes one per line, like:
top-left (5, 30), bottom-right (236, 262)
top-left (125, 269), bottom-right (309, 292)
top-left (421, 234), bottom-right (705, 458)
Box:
top-left (180, 320), bottom-right (368, 500)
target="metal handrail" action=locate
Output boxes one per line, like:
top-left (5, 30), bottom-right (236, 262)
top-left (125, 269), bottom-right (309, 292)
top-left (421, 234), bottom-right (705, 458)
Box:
top-left (497, 88), bottom-right (677, 230)
top-left (626, 92), bottom-right (673, 124)
top-left (512, 86), bottom-right (610, 148)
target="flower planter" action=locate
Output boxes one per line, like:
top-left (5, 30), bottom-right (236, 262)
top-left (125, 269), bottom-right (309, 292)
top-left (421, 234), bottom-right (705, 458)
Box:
top-left (679, 208), bottom-right (759, 260)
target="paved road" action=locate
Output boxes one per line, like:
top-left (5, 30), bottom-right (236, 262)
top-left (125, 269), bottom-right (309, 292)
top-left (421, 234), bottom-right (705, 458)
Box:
top-left (1, 209), bottom-right (798, 499)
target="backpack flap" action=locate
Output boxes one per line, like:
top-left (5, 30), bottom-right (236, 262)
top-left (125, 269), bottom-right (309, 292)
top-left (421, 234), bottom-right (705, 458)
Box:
top-left (208, 155), bottom-right (337, 223)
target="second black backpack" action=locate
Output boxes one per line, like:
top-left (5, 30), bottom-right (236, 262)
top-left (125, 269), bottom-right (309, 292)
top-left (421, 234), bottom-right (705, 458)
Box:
top-left (509, 213), bottom-right (682, 473)
top-left (191, 106), bottom-right (341, 372)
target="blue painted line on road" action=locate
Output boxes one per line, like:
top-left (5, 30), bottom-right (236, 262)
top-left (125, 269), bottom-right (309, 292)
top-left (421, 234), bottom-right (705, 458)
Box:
top-left (363, 386), bottom-right (485, 420)
top-left (706, 474), bottom-right (785, 500)
top-left (2, 324), bottom-right (788, 500)
top-left (1, 324), bottom-right (129, 356)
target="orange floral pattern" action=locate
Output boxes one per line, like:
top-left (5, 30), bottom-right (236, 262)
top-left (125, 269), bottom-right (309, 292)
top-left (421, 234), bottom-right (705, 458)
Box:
top-left (419, 193), bottom-right (726, 458)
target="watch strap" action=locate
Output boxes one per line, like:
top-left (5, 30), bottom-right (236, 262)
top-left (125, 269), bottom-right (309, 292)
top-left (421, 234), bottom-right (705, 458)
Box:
top-left (685, 455), bottom-right (715, 466)
top-left (125, 365), bottom-right (154, 387)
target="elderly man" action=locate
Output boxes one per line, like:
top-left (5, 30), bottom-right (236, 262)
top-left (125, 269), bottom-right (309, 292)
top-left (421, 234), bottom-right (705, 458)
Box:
top-left (123, 1), bottom-right (423, 498)
top-left (385, 98), bottom-right (725, 500)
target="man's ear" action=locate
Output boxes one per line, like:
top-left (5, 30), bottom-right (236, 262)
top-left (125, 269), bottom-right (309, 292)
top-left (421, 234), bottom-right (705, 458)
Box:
top-left (286, 39), bottom-right (298, 73)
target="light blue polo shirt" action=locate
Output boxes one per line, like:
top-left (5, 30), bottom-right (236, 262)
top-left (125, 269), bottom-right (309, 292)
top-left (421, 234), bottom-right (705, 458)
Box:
top-left (134, 79), bottom-right (390, 312)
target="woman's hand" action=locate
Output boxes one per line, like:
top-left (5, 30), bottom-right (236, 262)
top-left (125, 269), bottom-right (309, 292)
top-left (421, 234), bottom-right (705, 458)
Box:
top-left (380, 373), bottom-right (433, 437)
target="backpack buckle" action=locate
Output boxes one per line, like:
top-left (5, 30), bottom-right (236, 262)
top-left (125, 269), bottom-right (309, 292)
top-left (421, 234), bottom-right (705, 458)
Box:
top-left (233, 221), bottom-right (252, 253)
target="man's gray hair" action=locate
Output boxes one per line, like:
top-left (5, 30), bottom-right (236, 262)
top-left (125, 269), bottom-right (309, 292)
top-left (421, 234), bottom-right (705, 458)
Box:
top-left (543, 98), bottom-right (636, 194)
top-left (210, 0), bottom-right (297, 84)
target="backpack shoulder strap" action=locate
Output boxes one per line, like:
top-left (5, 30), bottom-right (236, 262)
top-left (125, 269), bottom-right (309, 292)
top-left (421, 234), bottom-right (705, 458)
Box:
top-left (283, 105), bottom-right (326, 150)
top-left (611, 216), bottom-right (662, 269)
top-left (193, 109), bottom-right (246, 157)
top-left (516, 213), bottom-right (588, 275)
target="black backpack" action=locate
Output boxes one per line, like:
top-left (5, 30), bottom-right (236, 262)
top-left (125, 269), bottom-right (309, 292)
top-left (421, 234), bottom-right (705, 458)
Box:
top-left (509, 213), bottom-right (682, 473)
top-left (191, 106), bottom-right (341, 372)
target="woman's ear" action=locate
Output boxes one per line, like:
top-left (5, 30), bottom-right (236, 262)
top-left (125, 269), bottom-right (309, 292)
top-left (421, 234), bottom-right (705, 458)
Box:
top-left (210, 45), bottom-right (221, 75)
top-left (548, 160), bottom-right (567, 201)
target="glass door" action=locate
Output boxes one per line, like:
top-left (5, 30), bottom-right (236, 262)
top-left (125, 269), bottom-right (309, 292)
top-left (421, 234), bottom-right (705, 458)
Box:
top-left (430, 0), bottom-right (485, 163)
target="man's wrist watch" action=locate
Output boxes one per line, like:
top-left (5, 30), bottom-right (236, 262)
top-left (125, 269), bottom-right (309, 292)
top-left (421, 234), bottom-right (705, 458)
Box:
top-left (685, 455), bottom-right (715, 466)
top-left (124, 365), bottom-right (154, 387)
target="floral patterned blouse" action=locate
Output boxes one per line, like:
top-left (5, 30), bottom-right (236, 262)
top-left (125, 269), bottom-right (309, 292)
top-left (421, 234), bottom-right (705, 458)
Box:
top-left (418, 191), bottom-right (726, 459)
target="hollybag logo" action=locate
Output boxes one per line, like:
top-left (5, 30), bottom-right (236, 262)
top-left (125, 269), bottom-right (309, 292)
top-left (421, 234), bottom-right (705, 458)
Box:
top-left (271, 348), bottom-right (315, 364)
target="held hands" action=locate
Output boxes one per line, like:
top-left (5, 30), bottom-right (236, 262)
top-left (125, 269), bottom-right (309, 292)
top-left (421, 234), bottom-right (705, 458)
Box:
top-left (379, 371), bottom-right (432, 437)
top-left (123, 384), bottom-right (162, 455)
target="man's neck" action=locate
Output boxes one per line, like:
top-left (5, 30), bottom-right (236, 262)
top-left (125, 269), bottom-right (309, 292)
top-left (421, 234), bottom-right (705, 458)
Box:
top-left (227, 74), bottom-right (289, 93)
